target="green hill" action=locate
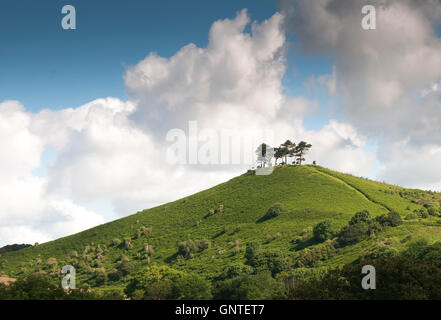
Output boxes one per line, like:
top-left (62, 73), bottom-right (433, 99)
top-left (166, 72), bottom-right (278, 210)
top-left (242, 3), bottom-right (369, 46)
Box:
top-left (1, 165), bottom-right (441, 296)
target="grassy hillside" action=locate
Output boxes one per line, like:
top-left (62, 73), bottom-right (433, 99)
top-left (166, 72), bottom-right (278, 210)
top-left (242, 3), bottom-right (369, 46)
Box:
top-left (1, 165), bottom-right (441, 295)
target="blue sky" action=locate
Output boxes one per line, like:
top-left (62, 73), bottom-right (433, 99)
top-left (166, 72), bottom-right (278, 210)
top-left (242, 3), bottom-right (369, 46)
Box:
top-left (0, 1), bottom-right (336, 130)
top-left (1, 0), bottom-right (290, 112)
top-left (1, 1), bottom-right (346, 180)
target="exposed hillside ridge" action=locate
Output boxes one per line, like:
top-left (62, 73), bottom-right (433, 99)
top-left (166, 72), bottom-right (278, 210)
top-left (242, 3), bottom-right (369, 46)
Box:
top-left (310, 167), bottom-right (392, 211)
top-left (1, 165), bottom-right (440, 294)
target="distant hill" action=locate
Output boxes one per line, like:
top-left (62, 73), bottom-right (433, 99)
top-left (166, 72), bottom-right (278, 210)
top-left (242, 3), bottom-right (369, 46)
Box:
top-left (0, 244), bottom-right (32, 255)
top-left (1, 165), bottom-right (440, 295)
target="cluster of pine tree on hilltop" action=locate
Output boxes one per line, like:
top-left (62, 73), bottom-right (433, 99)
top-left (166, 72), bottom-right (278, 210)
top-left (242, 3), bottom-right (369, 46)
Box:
top-left (256, 140), bottom-right (312, 168)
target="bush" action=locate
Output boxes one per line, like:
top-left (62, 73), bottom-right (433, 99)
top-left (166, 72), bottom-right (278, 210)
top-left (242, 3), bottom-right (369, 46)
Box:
top-left (405, 212), bottom-right (418, 220)
top-left (220, 264), bottom-right (254, 280)
top-left (338, 222), bottom-right (370, 246)
top-left (233, 225), bottom-right (242, 234)
top-left (291, 257), bottom-right (441, 299)
top-left (428, 207), bottom-right (439, 216)
top-left (0, 274), bottom-right (107, 300)
top-left (413, 208), bottom-right (429, 218)
top-left (111, 238), bottom-right (121, 247)
top-left (264, 203), bottom-right (283, 220)
top-left (213, 272), bottom-right (285, 300)
top-left (170, 274), bottom-right (212, 300)
top-left (120, 237), bottom-right (133, 250)
top-left (276, 267), bottom-right (328, 297)
top-left (313, 220), bottom-right (334, 242)
top-left (108, 269), bottom-right (120, 282)
top-left (386, 211), bottom-right (403, 226)
top-left (265, 232), bottom-right (282, 243)
top-left (116, 257), bottom-right (132, 276)
top-left (295, 240), bottom-right (336, 267)
top-left (93, 268), bottom-right (108, 285)
top-left (375, 211), bottom-right (403, 227)
top-left (291, 236), bottom-right (303, 244)
top-left (349, 210), bottom-right (371, 225)
top-left (244, 242), bottom-right (260, 263)
top-left (246, 249), bottom-right (290, 276)
top-left (177, 239), bottom-right (210, 258)
top-left (204, 204), bottom-right (225, 218)
top-left (402, 241), bottom-right (441, 268)
top-left (124, 265), bottom-right (210, 300)
top-left (359, 239), bottom-right (398, 260)
top-left (124, 265), bottom-right (181, 299)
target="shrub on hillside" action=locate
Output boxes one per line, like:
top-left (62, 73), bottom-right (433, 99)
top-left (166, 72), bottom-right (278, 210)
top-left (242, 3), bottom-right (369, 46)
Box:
top-left (246, 249), bottom-right (290, 276)
top-left (170, 274), bottom-right (212, 300)
top-left (290, 256), bottom-right (441, 299)
top-left (212, 272), bottom-right (285, 300)
top-left (244, 242), bottom-right (260, 263)
top-left (292, 226), bottom-right (313, 244)
top-left (313, 220), bottom-right (334, 242)
top-left (413, 208), bottom-right (429, 218)
top-left (144, 244), bottom-right (154, 257)
top-left (116, 257), bottom-right (132, 276)
top-left (108, 269), bottom-right (120, 282)
top-left (110, 238), bottom-right (121, 247)
top-left (402, 241), bottom-right (441, 268)
top-left (219, 264), bottom-right (254, 280)
top-left (338, 222), bottom-right (370, 246)
top-left (93, 268), bottom-right (108, 286)
top-left (177, 239), bottom-right (210, 258)
top-left (295, 240), bottom-right (336, 267)
top-left (265, 232), bottom-right (282, 243)
top-left (375, 211), bottom-right (403, 227)
top-left (405, 212), bottom-right (418, 220)
top-left (359, 239), bottom-right (398, 260)
top-left (349, 210), bottom-right (371, 225)
top-left (276, 267), bottom-right (328, 297)
top-left (120, 237), bottom-right (133, 250)
top-left (427, 207), bottom-right (439, 216)
top-left (45, 257), bottom-right (57, 267)
top-left (124, 265), bottom-right (211, 300)
top-left (263, 203), bottom-right (283, 220)
top-left (233, 225), bottom-right (242, 234)
top-left (124, 265), bottom-right (181, 300)
top-left (134, 226), bottom-right (152, 239)
top-left (204, 204), bottom-right (225, 218)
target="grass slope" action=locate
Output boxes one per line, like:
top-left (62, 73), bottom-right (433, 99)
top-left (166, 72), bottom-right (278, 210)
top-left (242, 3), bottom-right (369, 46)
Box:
top-left (1, 165), bottom-right (440, 292)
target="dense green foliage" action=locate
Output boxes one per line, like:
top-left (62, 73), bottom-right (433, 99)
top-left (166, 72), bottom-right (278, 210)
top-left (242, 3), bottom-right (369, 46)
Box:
top-left (313, 220), bottom-right (334, 242)
top-left (349, 210), bottom-right (371, 225)
top-left (291, 255), bottom-right (441, 300)
top-left (1, 165), bottom-right (441, 299)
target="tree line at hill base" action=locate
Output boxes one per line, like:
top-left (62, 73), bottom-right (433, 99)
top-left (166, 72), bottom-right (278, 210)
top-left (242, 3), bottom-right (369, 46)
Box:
top-left (2, 209), bottom-right (441, 300)
top-left (2, 248), bottom-right (441, 300)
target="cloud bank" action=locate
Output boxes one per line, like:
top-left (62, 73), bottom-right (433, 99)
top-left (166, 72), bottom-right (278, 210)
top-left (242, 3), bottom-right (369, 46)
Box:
top-left (282, 0), bottom-right (441, 187)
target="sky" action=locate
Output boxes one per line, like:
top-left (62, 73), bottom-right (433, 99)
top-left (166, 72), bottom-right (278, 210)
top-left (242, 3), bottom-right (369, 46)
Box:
top-left (0, 0), bottom-right (440, 246)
